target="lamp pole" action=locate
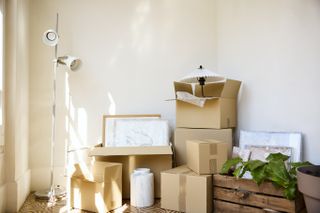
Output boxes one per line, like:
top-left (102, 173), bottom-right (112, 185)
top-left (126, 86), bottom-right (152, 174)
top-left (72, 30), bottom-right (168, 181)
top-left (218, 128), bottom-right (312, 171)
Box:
top-left (48, 13), bottom-right (59, 203)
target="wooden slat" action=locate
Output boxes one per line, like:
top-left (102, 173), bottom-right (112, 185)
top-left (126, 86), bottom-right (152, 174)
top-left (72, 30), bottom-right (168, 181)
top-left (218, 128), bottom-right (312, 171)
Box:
top-left (214, 200), bottom-right (265, 213)
top-left (214, 187), bottom-right (296, 213)
top-left (213, 174), bottom-right (283, 197)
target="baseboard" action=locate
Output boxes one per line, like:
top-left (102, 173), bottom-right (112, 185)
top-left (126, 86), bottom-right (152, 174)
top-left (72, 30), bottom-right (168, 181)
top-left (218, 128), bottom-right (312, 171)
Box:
top-left (0, 184), bottom-right (6, 213)
top-left (6, 169), bottom-right (31, 212)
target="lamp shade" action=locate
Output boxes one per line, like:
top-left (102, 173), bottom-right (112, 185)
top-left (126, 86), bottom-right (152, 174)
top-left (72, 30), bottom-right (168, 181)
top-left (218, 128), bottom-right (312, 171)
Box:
top-left (180, 66), bottom-right (225, 83)
top-left (58, 55), bottom-right (81, 71)
top-left (42, 29), bottom-right (59, 46)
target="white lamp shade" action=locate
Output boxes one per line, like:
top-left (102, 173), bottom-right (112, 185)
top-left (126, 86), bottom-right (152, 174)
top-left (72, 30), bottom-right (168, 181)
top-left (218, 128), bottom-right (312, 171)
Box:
top-left (58, 55), bottom-right (81, 71)
top-left (42, 29), bottom-right (59, 46)
top-left (180, 66), bottom-right (225, 83)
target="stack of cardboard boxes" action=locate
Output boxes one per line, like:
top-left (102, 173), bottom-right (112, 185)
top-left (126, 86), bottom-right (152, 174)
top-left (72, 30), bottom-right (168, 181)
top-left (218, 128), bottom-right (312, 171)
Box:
top-left (161, 79), bottom-right (241, 212)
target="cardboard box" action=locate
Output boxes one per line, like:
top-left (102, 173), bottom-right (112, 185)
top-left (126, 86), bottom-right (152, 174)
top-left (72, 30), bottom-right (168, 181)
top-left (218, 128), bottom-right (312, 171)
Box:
top-left (161, 165), bottom-right (212, 213)
top-left (174, 128), bottom-right (232, 166)
top-left (174, 79), bottom-right (241, 129)
top-left (187, 139), bottom-right (228, 175)
top-left (70, 161), bottom-right (122, 212)
top-left (89, 146), bottom-right (172, 198)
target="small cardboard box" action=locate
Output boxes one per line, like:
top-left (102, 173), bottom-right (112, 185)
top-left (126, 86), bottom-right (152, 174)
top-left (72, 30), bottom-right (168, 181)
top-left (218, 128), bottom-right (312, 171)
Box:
top-left (174, 128), bottom-right (232, 166)
top-left (161, 165), bottom-right (212, 213)
top-left (89, 146), bottom-right (173, 198)
top-left (187, 139), bottom-right (228, 175)
top-left (70, 161), bottom-right (122, 212)
top-left (174, 79), bottom-right (241, 129)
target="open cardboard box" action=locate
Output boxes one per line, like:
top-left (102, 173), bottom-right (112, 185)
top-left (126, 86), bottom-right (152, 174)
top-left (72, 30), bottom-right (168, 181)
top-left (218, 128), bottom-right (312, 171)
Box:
top-left (89, 146), bottom-right (173, 198)
top-left (174, 79), bottom-right (241, 129)
top-left (70, 161), bottom-right (122, 212)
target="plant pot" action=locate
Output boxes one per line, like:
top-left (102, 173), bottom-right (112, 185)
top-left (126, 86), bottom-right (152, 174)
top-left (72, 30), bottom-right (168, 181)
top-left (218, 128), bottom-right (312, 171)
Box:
top-left (297, 165), bottom-right (320, 213)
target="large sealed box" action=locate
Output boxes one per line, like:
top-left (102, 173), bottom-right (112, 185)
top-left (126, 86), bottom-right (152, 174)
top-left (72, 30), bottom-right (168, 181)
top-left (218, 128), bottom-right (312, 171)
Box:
top-left (187, 139), bottom-right (228, 175)
top-left (161, 165), bottom-right (212, 213)
top-left (174, 128), bottom-right (232, 166)
top-left (89, 146), bottom-right (172, 198)
top-left (174, 79), bottom-right (241, 129)
top-left (70, 161), bottom-right (122, 212)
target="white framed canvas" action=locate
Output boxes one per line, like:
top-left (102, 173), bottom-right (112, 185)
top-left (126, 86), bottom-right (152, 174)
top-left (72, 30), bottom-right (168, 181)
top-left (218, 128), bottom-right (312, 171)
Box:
top-left (103, 114), bottom-right (170, 147)
top-left (239, 130), bottom-right (302, 162)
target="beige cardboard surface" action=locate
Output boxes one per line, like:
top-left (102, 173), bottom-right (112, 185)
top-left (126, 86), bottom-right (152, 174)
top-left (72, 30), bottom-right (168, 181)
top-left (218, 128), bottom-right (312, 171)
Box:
top-left (161, 165), bottom-right (212, 213)
top-left (174, 79), bottom-right (241, 129)
top-left (70, 162), bottom-right (122, 212)
top-left (174, 128), bottom-right (232, 166)
top-left (187, 139), bottom-right (228, 174)
top-left (90, 146), bottom-right (173, 198)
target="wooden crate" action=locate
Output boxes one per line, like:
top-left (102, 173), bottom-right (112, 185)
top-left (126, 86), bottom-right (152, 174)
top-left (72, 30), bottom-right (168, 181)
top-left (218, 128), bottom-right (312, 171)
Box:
top-left (213, 174), bottom-right (305, 213)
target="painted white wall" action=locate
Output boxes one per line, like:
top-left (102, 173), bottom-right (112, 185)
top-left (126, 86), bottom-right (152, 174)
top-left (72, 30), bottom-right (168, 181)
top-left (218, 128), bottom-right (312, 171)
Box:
top-left (215, 0), bottom-right (320, 164)
top-left (29, 0), bottom-right (217, 190)
top-left (4, 0), bottom-right (31, 211)
top-left (28, 0), bottom-right (320, 191)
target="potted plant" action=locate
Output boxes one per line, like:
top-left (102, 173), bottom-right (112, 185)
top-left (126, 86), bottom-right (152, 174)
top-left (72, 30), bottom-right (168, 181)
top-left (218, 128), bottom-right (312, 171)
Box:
top-left (221, 153), bottom-right (312, 200)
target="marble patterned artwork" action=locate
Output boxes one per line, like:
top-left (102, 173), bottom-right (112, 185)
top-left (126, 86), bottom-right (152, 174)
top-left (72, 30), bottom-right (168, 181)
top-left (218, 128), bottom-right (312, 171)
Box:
top-left (19, 193), bottom-right (178, 213)
top-left (239, 130), bottom-right (302, 162)
top-left (248, 145), bottom-right (293, 162)
top-left (105, 118), bottom-right (170, 147)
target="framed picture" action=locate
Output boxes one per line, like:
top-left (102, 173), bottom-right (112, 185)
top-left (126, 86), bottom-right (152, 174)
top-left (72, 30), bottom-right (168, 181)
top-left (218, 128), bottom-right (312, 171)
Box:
top-left (102, 114), bottom-right (170, 147)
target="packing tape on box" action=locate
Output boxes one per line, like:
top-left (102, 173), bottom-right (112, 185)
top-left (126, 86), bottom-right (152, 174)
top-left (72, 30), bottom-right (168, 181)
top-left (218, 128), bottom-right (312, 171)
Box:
top-left (178, 170), bottom-right (193, 212)
top-left (179, 175), bottom-right (186, 212)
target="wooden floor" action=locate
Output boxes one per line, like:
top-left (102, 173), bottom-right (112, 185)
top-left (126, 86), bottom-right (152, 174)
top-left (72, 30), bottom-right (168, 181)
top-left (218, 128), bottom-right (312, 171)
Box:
top-left (19, 193), bottom-right (177, 213)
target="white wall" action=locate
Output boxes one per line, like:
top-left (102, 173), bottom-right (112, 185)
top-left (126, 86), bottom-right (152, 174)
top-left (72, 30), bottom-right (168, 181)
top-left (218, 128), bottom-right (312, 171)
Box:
top-left (215, 0), bottom-right (320, 164)
top-left (4, 0), bottom-right (31, 211)
top-left (28, 0), bottom-right (320, 190)
top-left (29, 0), bottom-right (217, 190)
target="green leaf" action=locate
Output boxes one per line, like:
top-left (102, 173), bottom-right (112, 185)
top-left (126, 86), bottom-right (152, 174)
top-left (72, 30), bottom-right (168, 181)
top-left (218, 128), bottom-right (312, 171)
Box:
top-left (246, 160), bottom-right (266, 171)
top-left (233, 166), bottom-right (243, 178)
top-left (283, 182), bottom-right (297, 200)
top-left (266, 153), bottom-right (290, 161)
top-left (289, 161), bottom-right (313, 176)
top-left (239, 162), bottom-right (249, 178)
top-left (221, 157), bottom-right (243, 174)
top-left (266, 160), bottom-right (291, 188)
top-left (251, 164), bottom-right (268, 185)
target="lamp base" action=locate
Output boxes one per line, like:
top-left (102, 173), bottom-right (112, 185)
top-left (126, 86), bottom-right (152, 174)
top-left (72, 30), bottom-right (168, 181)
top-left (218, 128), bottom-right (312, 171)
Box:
top-left (34, 186), bottom-right (66, 201)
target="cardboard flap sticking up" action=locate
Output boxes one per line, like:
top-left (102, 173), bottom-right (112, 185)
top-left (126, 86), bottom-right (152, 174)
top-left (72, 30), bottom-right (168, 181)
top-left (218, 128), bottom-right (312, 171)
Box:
top-left (174, 81), bottom-right (193, 96)
top-left (72, 162), bottom-right (122, 183)
top-left (220, 79), bottom-right (241, 98)
top-left (195, 82), bottom-right (225, 97)
top-left (89, 146), bottom-right (173, 157)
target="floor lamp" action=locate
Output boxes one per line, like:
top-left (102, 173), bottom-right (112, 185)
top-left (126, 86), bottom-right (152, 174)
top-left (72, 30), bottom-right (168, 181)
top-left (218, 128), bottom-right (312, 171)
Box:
top-left (34, 13), bottom-right (81, 202)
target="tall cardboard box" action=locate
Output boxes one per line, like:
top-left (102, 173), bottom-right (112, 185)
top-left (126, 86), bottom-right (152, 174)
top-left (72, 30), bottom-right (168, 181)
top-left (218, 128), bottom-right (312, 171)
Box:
top-left (161, 165), bottom-right (212, 213)
top-left (174, 128), bottom-right (232, 166)
top-left (89, 146), bottom-right (172, 198)
top-left (70, 161), bottom-right (122, 212)
top-left (187, 139), bottom-right (228, 175)
top-left (174, 79), bottom-right (241, 129)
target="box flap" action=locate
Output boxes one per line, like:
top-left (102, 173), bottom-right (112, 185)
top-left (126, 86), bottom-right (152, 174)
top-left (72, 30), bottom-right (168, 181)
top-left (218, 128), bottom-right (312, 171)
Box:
top-left (162, 165), bottom-right (211, 177)
top-left (89, 146), bottom-right (173, 157)
top-left (188, 139), bottom-right (223, 145)
top-left (71, 161), bottom-right (122, 183)
top-left (174, 81), bottom-right (193, 96)
top-left (194, 79), bottom-right (241, 98)
top-left (220, 79), bottom-right (241, 98)
top-left (195, 82), bottom-right (225, 97)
